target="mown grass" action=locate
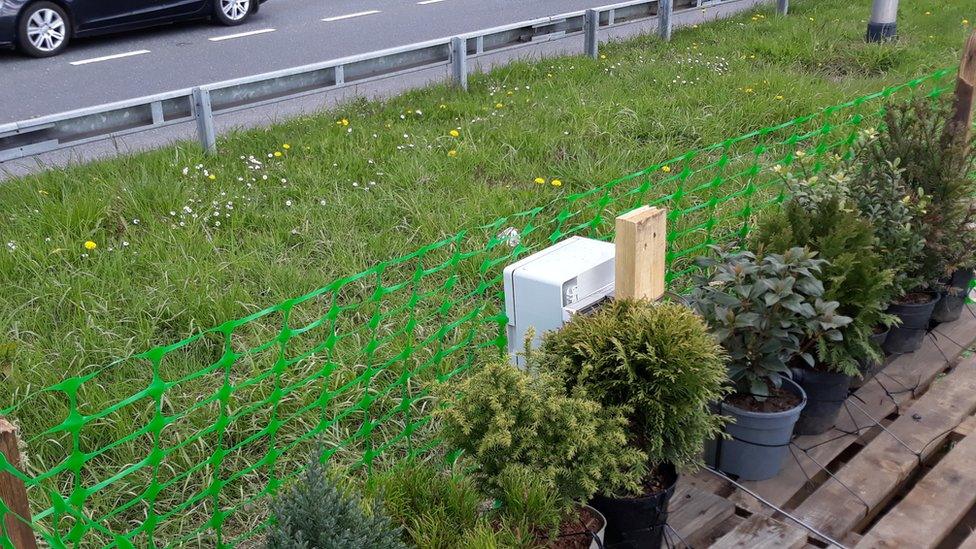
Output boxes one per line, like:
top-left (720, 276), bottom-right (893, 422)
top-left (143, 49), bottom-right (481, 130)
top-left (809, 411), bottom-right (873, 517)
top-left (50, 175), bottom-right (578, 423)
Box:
top-left (0, 0), bottom-right (972, 546)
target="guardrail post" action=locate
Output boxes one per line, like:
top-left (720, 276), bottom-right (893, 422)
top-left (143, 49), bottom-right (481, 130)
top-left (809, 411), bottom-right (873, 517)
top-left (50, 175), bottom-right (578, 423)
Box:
top-left (658, 0), bottom-right (673, 42)
top-left (192, 87), bottom-right (217, 155)
top-left (0, 420), bottom-right (37, 549)
top-left (584, 9), bottom-right (599, 59)
top-left (866, 0), bottom-right (898, 42)
top-left (450, 37), bottom-right (468, 91)
top-left (777, 0), bottom-right (789, 15)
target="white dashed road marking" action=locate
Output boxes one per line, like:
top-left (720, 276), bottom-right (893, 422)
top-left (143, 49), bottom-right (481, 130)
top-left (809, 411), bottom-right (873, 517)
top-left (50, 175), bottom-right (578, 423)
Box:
top-left (209, 28), bottom-right (277, 42)
top-left (417, 0), bottom-right (449, 4)
top-left (69, 50), bottom-right (151, 66)
top-left (322, 10), bottom-right (381, 22)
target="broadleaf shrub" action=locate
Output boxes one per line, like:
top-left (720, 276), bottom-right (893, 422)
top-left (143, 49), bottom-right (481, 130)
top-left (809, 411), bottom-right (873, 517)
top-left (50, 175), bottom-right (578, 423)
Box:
top-left (752, 169), bottom-right (893, 375)
top-left (690, 247), bottom-right (852, 394)
top-left (541, 300), bottom-right (729, 472)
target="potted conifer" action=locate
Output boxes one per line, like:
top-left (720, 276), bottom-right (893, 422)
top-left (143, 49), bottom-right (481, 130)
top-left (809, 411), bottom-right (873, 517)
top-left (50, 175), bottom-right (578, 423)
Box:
top-left (439, 359), bottom-right (647, 549)
top-left (690, 247), bottom-right (851, 480)
top-left (540, 300), bottom-right (729, 549)
top-left (861, 98), bottom-right (976, 350)
top-left (751, 165), bottom-right (893, 433)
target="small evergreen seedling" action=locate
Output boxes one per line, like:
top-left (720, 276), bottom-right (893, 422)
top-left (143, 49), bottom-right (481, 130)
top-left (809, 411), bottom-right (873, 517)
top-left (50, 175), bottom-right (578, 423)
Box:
top-left (266, 458), bottom-right (406, 549)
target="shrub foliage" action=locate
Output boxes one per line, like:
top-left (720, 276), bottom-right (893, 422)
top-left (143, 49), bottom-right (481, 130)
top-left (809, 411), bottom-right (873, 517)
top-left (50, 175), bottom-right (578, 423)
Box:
top-left (541, 300), bottom-right (729, 471)
top-left (751, 172), bottom-right (893, 374)
top-left (690, 248), bottom-right (853, 392)
top-left (266, 458), bottom-right (405, 549)
top-left (439, 360), bottom-right (647, 503)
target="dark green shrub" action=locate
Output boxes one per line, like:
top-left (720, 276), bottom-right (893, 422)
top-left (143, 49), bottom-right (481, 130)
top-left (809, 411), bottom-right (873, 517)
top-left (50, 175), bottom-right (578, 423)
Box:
top-left (751, 172), bottom-right (894, 374)
top-left (266, 458), bottom-right (405, 549)
top-left (864, 97), bottom-right (976, 287)
top-left (541, 300), bottom-right (729, 472)
top-left (690, 247), bottom-right (852, 394)
top-left (439, 360), bottom-right (646, 504)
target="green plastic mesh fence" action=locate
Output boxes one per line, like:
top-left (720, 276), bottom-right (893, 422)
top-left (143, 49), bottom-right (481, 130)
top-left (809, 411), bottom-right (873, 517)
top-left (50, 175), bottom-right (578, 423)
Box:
top-left (0, 67), bottom-right (955, 548)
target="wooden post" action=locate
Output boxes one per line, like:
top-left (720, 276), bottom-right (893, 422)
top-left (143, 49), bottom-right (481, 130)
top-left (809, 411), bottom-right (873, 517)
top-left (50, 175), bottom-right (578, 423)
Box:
top-left (614, 206), bottom-right (668, 301)
top-left (946, 31), bottom-right (976, 145)
top-left (0, 420), bottom-right (37, 549)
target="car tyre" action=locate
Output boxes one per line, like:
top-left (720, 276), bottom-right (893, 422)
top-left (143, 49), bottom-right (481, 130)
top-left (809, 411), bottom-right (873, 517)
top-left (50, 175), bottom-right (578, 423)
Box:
top-left (213, 0), bottom-right (252, 26)
top-left (17, 1), bottom-right (71, 58)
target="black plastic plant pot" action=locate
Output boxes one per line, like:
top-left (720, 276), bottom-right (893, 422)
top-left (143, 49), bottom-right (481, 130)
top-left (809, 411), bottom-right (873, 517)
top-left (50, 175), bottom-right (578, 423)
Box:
top-left (850, 327), bottom-right (891, 390)
top-left (931, 269), bottom-right (975, 324)
top-left (883, 293), bottom-right (940, 355)
top-left (589, 463), bottom-right (678, 549)
top-left (791, 367), bottom-right (852, 435)
top-left (705, 377), bottom-right (806, 481)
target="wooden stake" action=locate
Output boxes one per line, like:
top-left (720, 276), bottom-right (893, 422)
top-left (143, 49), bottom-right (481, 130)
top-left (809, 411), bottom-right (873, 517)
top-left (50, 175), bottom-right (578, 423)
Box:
top-left (946, 31), bottom-right (976, 144)
top-left (614, 206), bottom-right (668, 301)
top-left (0, 420), bottom-right (37, 549)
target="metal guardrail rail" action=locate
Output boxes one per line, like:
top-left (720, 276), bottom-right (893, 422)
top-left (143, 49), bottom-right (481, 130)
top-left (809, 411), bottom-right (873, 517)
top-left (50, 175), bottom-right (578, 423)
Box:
top-left (0, 0), bottom-right (781, 162)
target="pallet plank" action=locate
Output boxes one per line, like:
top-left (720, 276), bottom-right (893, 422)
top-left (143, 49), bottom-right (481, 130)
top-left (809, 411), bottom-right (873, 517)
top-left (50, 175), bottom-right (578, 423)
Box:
top-left (855, 426), bottom-right (976, 548)
top-left (793, 357), bottom-right (976, 539)
top-left (669, 483), bottom-right (736, 547)
top-left (710, 514), bottom-right (807, 549)
top-left (959, 529), bottom-right (976, 549)
top-left (736, 310), bottom-right (976, 511)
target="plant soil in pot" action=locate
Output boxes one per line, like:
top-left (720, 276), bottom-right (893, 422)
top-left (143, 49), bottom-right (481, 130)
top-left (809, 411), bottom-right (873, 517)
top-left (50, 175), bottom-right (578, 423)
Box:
top-left (884, 292), bottom-right (940, 355)
top-left (791, 367), bottom-right (852, 435)
top-left (551, 505), bottom-right (607, 549)
top-left (588, 464), bottom-right (677, 549)
top-left (850, 326), bottom-right (891, 390)
top-left (706, 377), bottom-right (807, 481)
top-left (931, 269), bottom-right (975, 324)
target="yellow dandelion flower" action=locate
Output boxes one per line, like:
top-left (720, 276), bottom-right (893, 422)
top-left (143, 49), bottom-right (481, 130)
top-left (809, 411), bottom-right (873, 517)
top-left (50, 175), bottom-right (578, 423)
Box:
top-left (507, 91), bottom-right (514, 96)
top-left (534, 177), bottom-right (546, 184)
top-left (495, 103), bottom-right (504, 109)
top-left (744, 87), bottom-right (754, 93)
top-left (662, 165), bottom-right (672, 173)
top-left (283, 144), bottom-right (291, 150)
top-left (338, 118), bottom-right (349, 126)
top-left (551, 179), bottom-right (562, 187)
top-left (208, 174), bottom-right (217, 180)
top-left (439, 104), bottom-right (447, 109)
top-left (84, 241), bottom-right (97, 251)
top-left (600, 54), bottom-right (607, 60)
top-left (274, 151), bottom-right (283, 158)
top-left (924, 11), bottom-right (931, 15)
top-left (448, 150), bottom-right (458, 158)
top-left (449, 130), bottom-right (460, 137)
top-left (38, 189), bottom-right (49, 196)
top-left (808, 17), bottom-right (814, 21)
top-left (547, 73), bottom-right (553, 78)
top-left (775, 95), bottom-right (784, 100)
top-left (964, 19), bottom-right (971, 25)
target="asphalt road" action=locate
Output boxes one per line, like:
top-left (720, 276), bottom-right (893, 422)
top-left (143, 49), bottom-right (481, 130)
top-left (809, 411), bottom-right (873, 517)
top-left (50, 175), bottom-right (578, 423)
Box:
top-left (0, 0), bottom-right (626, 124)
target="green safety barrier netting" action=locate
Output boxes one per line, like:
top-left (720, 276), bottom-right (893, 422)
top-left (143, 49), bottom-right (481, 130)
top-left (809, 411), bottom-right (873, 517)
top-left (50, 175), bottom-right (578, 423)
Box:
top-left (0, 68), bottom-right (956, 548)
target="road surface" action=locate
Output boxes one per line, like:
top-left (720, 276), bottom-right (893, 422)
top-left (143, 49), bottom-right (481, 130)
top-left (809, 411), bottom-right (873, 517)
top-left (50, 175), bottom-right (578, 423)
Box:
top-left (0, 0), bottom-right (624, 124)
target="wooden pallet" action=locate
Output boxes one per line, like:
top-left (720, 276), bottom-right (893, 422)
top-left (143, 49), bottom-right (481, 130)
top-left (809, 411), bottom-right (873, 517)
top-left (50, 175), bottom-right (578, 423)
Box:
top-left (667, 304), bottom-right (976, 548)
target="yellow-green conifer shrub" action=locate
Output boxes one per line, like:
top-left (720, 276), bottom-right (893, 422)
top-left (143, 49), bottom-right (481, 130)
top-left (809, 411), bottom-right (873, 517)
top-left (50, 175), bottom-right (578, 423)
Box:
top-left (541, 300), bottom-right (730, 476)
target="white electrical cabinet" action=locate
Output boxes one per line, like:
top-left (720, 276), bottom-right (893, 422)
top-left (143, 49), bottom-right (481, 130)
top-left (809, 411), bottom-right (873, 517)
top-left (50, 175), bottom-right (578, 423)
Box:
top-left (503, 236), bottom-right (616, 365)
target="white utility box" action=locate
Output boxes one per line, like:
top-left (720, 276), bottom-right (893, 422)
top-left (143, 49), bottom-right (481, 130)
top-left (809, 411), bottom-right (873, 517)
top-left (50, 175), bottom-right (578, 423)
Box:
top-left (503, 236), bottom-right (616, 365)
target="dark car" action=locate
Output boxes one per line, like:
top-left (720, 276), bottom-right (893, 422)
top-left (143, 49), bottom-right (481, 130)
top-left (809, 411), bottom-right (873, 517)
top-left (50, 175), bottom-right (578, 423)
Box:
top-left (0, 0), bottom-right (269, 57)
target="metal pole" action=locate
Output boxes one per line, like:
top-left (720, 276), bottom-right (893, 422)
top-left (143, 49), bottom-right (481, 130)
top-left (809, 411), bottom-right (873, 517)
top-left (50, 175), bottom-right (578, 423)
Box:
top-left (866, 0), bottom-right (898, 42)
top-left (192, 87), bottom-right (217, 155)
top-left (584, 9), bottom-right (599, 59)
top-left (450, 36), bottom-right (468, 91)
top-left (777, 0), bottom-right (789, 15)
top-left (658, 0), bottom-right (673, 42)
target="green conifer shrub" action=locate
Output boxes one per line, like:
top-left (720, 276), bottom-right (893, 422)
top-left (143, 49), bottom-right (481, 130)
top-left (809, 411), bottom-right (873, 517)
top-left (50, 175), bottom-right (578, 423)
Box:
top-left (751, 169), bottom-right (894, 374)
top-left (266, 457), bottom-right (406, 549)
top-left (540, 300), bottom-right (729, 473)
top-left (690, 248), bottom-right (852, 395)
top-left (439, 359), bottom-right (647, 504)
top-left (863, 97), bottom-right (976, 287)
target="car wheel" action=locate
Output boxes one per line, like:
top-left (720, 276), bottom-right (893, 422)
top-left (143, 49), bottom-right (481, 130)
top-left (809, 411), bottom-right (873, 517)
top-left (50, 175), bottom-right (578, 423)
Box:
top-left (213, 0), bottom-right (252, 26)
top-left (17, 2), bottom-right (71, 58)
